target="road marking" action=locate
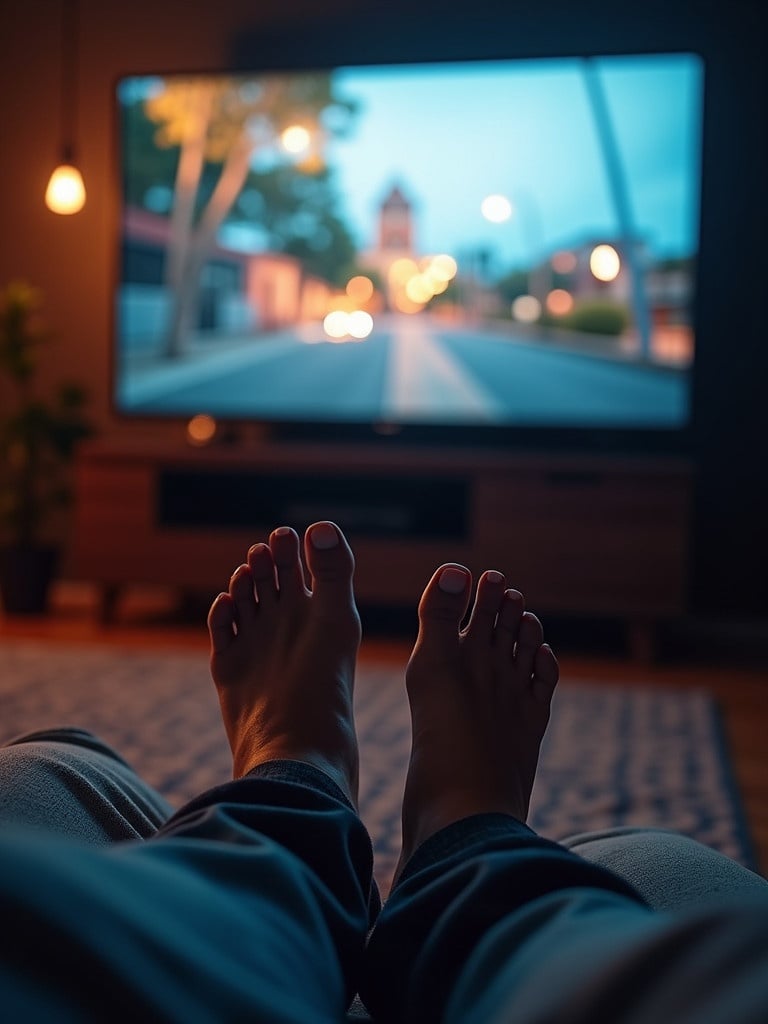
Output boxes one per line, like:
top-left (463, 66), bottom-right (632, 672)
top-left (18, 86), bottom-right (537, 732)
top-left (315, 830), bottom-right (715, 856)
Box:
top-left (382, 318), bottom-right (505, 420)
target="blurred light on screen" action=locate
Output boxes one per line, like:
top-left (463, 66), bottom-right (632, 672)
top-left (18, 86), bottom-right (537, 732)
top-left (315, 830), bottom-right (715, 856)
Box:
top-left (546, 289), bottom-right (574, 316)
top-left (512, 295), bottom-right (542, 322)
top-left (280, 125), bottom-right (311, 154)
top-left (590, 244), bottom-right (621, 282)
top-left (480, 194), bottom-right (512, 223)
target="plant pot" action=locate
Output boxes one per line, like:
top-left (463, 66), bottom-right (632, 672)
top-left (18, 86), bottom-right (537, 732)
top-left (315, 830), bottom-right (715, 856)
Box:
top-left (0, 545), bottom-right (59, 615)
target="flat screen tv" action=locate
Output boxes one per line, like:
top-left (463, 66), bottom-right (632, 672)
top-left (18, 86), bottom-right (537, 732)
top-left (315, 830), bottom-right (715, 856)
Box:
top-left (113, 48), bottom-right (703, 450)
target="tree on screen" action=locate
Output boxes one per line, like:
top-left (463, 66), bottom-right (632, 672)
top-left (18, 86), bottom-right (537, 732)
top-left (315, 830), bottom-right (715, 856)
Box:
top-left (232, 164), bottom-right (358, 287)
top-left (137, 74), bottom-right (356, 358)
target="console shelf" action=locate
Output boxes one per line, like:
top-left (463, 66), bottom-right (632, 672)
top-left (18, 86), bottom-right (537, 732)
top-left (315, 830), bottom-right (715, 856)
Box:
top-left (71, 438), bottom-right (693, 658)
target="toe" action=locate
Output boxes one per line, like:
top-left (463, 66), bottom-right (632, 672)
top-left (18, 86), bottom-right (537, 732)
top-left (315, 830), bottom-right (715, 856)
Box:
top-left (495, 589), bottom-right (525, 658)
top-left (229, 563), bottom-right (257, 626)
top-left (415, 563), bottom-right (472, 655)
top-left (304, 522), bottom-right (355, 603)
top-left (463, 570), bottom-right (506, 644)
top-left (532, 643), bottom-right (559, 703)
top-left (513, 611), bottom-right (544, 679)
top-left (208, 592), bottom-right (236, 656)
top-left (247, 542), bottom-right (278, 606)
top-left (270, 526), bottom-right (307, 601)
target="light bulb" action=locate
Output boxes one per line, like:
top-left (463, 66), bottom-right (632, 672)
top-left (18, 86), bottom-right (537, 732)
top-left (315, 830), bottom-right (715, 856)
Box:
top-left (45, 163), bottom-right (86, 214)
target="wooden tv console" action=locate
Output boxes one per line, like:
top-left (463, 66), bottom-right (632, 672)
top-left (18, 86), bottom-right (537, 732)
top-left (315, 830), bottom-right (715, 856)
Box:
top-left (71, 437), bottom-right (693, 658)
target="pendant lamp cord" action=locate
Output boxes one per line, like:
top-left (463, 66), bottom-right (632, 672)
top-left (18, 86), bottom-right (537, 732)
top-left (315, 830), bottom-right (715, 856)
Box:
top-left (60, 0), bottom-right (79, 163)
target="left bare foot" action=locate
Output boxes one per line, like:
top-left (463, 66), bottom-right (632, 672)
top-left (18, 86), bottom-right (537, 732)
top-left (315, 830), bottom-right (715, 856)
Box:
top-left (207, 522), bottom-right (361, 804)
top-left (394, 564), bottom-right (559, 882)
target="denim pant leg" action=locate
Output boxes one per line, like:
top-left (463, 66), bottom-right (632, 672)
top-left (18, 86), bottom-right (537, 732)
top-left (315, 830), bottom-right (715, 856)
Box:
top-left (0, 727), bottom-right (173, 842)
top-left (360, 813), bottom-right (768, 1024)
top-left (0, 759), bottom-right (379, 1022)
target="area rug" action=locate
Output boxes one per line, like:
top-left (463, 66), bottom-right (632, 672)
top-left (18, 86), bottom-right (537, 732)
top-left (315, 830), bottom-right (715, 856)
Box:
top-left (0, 641), bottom-right (757, 893)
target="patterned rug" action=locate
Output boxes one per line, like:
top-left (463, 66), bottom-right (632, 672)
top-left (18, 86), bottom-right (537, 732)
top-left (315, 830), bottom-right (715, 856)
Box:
top-left (0, 641), bottom-right (757, 893)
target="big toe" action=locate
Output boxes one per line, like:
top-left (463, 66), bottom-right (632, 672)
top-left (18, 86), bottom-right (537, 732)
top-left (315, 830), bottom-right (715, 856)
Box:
top-left (414, 563), bottom-right (472, 658)
top-left (304, 521), bottom-right (356, 608)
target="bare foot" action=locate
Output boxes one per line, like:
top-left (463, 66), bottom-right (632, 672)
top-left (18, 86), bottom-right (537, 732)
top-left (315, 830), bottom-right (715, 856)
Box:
top-left (207, 522), bottom-right (361, 805)
top-left (395, 564), bottom-right (559, 881)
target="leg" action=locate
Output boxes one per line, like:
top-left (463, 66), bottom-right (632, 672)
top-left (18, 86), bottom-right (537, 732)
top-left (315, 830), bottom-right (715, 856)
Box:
top-left (0, 726), bottom-right (172, 842)
top-left (360, 564), bottom-right (768, 1023)
top-left (0, 523), bottom-right (377, 1020)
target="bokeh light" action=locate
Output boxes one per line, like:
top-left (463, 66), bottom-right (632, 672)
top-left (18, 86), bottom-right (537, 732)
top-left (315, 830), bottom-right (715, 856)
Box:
top-left (388, 254), bottom-right (457, 314)
top-left (427, 276), bottom-right (449, 295)
top-left (322, 309), bottom-right (373, 340)
top-left (388, 258), bottom-right (420, 284)
top-left (280, 125), bottom-right (311, 154)
top-left (551, 249), bottom-right (577, 274)
top-left (405, 275), bottom-right (434, 304)
top-left (346, 275), bottom-right (374, 303)
top-left (427, 254), bottom-right (458, 281)
top-left (545, 289), bottom-right (574, 316)
top-left (186, 414), bottom-right (217, 445)
top-left (347, 310), bottom-right (374, 339)
top-left (590, 244), bottom-right (621, 282)
top-left (511, 295), bottom-right (542, 323)
top-left (480, 194), bottom-right (513, 223)
top-left (323, 310), bottom-right (349, 339)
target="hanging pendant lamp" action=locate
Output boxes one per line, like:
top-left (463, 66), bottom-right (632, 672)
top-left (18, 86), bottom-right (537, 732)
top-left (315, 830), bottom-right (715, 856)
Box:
top-left (45, 0), bottom-right (86, 214)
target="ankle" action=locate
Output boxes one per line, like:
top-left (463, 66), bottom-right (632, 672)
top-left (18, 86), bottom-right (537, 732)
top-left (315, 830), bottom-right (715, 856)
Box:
top-left (234, 741), bottom-right (358, 802)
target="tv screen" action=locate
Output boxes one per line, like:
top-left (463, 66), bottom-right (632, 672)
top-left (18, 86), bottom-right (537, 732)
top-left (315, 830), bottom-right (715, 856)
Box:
top-left (114, 52), bottom-right (703, 439)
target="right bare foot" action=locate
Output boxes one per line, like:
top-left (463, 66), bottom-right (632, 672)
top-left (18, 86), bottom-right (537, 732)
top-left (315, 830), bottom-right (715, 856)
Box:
top-left (394, 564), bottom-right (559, 882)
top-left (206, 522), bottom-right (361, 805)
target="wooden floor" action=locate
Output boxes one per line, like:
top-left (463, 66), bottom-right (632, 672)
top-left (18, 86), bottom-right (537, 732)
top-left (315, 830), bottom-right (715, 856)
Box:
top-left (2, 582), bottom-right (767, 874)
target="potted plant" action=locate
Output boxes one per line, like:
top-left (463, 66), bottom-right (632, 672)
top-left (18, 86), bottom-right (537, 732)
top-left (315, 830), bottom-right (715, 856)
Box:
top-left (0, 280), bottom-right (94, 614)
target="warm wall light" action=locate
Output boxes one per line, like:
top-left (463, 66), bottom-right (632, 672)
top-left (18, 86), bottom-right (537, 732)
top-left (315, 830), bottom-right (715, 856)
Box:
top-left (45, 0), bottom-right (86, 214)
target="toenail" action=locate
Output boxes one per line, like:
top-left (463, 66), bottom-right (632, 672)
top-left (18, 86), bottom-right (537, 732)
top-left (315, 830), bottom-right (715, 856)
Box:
top-left (310, 523), bottom-right (339, 549)
top-left (486, 570), bottom-right (504, 584)
top-left (274, 526), bottom-right (291, 536)
top-left (438, 567), bottom-right (467, 593)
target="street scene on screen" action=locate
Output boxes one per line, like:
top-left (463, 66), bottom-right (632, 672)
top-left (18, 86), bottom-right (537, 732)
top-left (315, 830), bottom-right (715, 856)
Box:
top-left (116, 54), bottom-right (702, 427)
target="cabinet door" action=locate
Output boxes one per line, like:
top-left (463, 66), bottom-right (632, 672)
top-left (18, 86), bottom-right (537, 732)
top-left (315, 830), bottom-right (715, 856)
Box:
top-left (473, 471), bottom-right (689, 614)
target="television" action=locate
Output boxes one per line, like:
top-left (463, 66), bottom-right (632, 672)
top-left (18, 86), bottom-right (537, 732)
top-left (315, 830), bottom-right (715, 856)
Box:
top-left (113, 37), bottom-right (704, 452)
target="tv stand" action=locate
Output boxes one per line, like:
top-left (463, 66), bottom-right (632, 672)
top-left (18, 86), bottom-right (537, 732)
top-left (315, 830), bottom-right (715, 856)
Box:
top-left (71, 437), bottom-right (692, 660)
